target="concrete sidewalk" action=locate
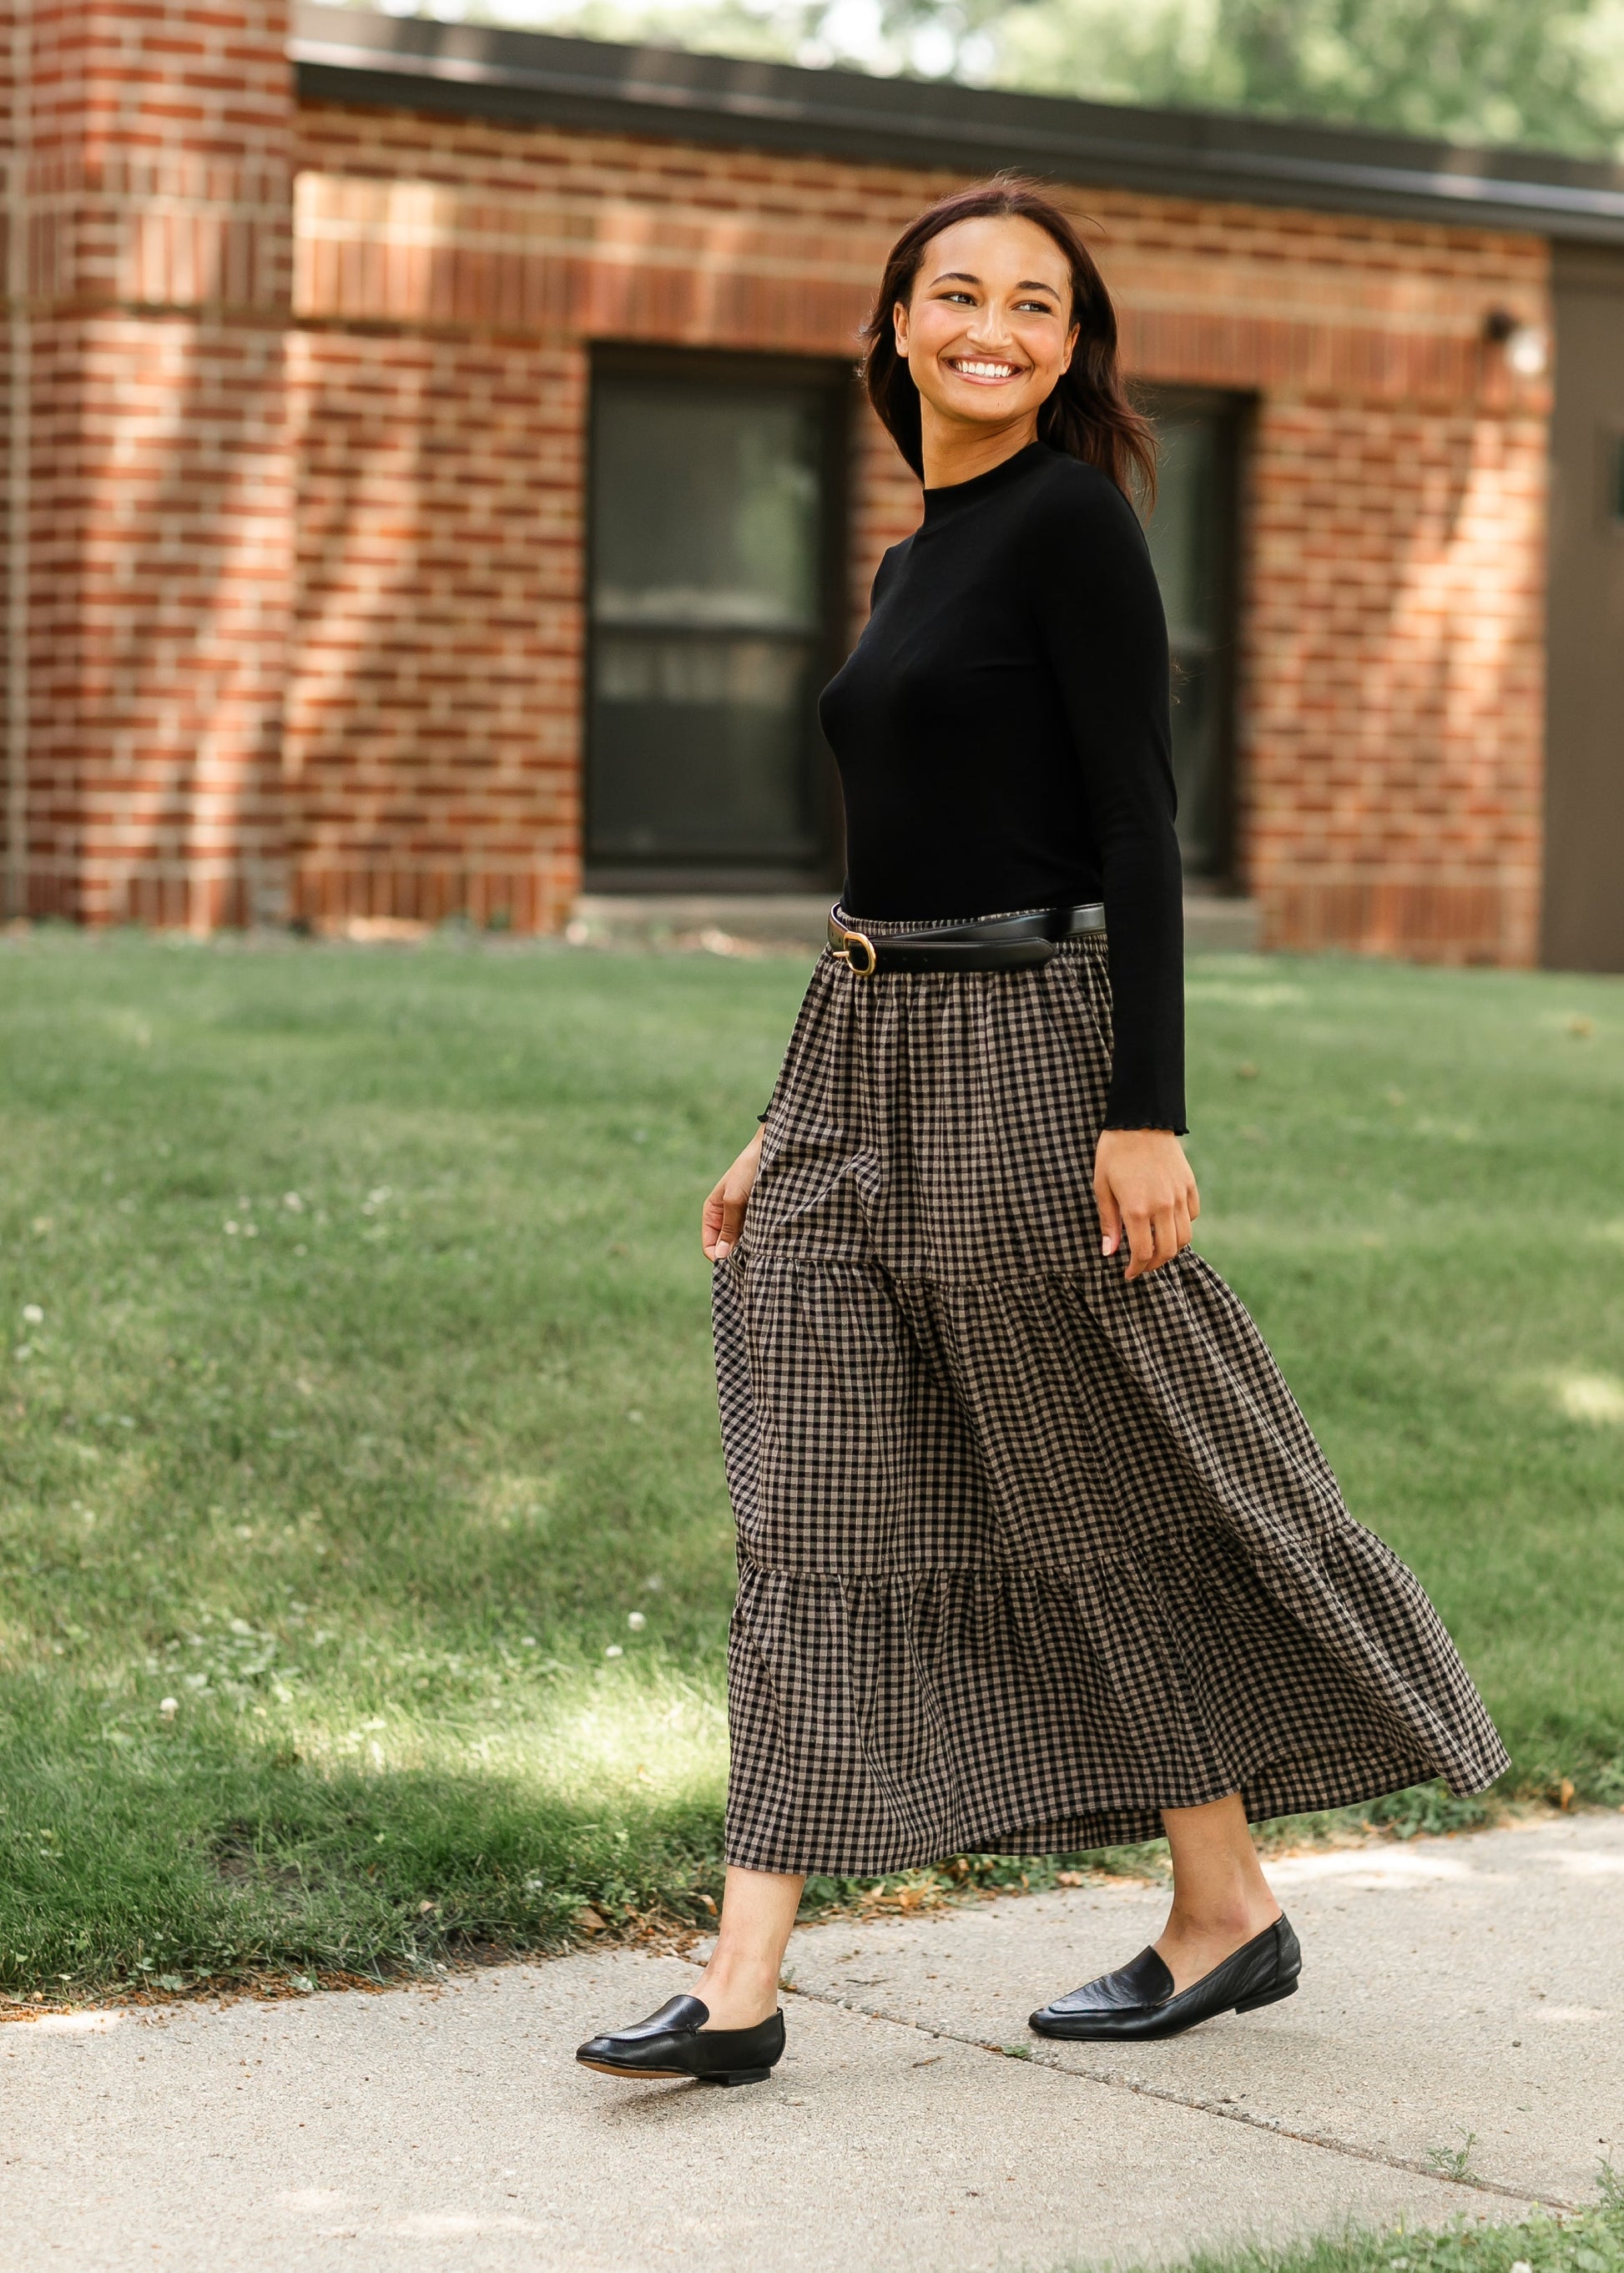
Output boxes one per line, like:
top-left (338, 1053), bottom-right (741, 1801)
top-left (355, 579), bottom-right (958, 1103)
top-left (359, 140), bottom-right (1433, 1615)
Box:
top-left (2, 1812), bottom-right (1618, 2272)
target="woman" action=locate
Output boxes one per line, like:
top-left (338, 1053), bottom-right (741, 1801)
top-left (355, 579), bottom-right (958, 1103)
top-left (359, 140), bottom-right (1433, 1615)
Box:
top-left (576, 177), bottom-right (1507, 2089)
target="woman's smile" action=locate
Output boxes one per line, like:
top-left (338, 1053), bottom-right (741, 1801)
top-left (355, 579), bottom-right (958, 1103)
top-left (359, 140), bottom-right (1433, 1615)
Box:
top-left (946, 355), bottom-right (1026, 384)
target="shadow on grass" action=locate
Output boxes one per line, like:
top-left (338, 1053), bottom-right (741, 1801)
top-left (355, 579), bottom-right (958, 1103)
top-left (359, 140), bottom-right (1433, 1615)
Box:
top-left (0, 1741), bottom-right (729, 1998)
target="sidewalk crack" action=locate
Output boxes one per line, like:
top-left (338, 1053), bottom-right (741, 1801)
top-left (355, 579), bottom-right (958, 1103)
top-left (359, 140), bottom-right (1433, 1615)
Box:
top-left (775, 1982), bottom-right (1576, 2213)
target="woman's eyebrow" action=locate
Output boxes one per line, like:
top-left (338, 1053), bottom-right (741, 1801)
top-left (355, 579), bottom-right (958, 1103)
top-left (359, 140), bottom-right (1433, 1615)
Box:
top-left (927, 270), bottom-right (1062, 295)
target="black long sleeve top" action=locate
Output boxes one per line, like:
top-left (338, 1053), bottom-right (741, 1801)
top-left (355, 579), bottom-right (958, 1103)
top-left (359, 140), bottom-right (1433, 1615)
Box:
top-left (818, 440), bottom-right (1186, 1133)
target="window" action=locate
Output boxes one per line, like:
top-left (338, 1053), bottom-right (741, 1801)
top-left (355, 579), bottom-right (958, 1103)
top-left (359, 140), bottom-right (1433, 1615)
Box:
top-left (1141, 391), bottom-right (1243, 882)
top-left (586, 355), bottom-right (847, 889)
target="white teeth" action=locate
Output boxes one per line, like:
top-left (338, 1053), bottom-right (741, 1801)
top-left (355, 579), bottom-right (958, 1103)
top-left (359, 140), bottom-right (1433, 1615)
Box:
top-left (954, 360), bottom-right (1016, 378)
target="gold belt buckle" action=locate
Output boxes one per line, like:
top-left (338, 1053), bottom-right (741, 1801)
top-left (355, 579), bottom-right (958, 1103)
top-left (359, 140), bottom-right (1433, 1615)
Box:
top-left (830, 920), bottom-right (878, 977)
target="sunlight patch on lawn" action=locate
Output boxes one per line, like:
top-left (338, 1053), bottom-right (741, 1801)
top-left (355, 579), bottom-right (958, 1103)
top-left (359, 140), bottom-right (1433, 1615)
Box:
top-left (292, 1663), bottom-right (728, 1809)
top-left (466, 1470), bottom-right (563, 1540)
top-left (1546, 1369), bottom-right (1624, 1426)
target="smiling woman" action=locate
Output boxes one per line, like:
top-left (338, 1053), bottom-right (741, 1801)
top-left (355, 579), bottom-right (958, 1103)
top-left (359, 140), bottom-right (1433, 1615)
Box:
top-left (576, 179), bottom-right (1511, 2096)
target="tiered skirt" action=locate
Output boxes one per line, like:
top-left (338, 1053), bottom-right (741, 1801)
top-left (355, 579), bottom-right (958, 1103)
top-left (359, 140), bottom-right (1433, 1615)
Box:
top-left (713, 925), bottom-right (1507, 1873)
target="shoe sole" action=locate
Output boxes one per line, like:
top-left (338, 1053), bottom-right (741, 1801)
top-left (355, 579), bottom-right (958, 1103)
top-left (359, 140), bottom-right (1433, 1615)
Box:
top-left (577, 2058), bottom-right (693, 2079)
top-left (576, 2057), bottom-right (775, 2086)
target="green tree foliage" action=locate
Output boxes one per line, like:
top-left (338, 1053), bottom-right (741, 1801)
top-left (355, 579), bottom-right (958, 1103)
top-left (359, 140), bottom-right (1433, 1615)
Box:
top-left (985, 0), bottom-right (1624, 153)
top-left (443, 0), bottom-right (1624, 156)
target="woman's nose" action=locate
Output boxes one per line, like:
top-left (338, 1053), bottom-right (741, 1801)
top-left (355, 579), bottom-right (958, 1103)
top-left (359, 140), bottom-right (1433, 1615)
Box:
top-left (966, 309), bottom-right (1016, 349)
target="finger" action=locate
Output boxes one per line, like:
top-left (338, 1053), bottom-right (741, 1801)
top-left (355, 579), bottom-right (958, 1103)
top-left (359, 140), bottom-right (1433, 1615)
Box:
top-left (1137, 1212), bottom-right (1168, 1273)
top-left (1187, 1177), bottom-right (1201, 1223)
top-left (702, 1177), bottom-right (728, 1259)
top-left (1096, 1179), bottom-right (1123, 1258)
top-left (715, 1184), bottom-right (750, 1260)
top-left (1173, 1196), bottom-right (1193, 1252)
top-left (1152, 1209), bottom-right (1178, 1268)
top-left (1123, 1209), bottom-right (1155, 1281)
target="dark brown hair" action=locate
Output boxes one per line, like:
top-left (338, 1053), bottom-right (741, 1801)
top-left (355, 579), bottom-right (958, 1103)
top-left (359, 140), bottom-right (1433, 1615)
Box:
top-left (860, 174), bottom-right (1156, 507)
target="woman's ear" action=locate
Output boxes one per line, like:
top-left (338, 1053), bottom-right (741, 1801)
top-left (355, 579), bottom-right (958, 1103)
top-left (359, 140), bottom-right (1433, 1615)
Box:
top-left (893, 299), bottom-right (910, 356)
top-left (1060, 320), bottom-right (1081, 376)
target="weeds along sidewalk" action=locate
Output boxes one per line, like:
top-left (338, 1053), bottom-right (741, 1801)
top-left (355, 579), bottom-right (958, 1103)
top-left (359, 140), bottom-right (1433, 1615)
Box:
top-left (1065, 2189), bottom-right (1624, 2273)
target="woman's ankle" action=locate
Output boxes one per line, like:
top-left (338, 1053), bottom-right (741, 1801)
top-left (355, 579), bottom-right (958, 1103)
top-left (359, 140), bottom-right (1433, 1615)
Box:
top-left (693, 1953), bottom-right (782, 2027)
top-left (1162, 1891), bottom-right (1280, 1946)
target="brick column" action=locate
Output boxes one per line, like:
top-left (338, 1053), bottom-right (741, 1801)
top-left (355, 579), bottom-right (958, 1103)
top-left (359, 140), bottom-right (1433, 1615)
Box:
top-left (14, 0), bottom-right (292, 926)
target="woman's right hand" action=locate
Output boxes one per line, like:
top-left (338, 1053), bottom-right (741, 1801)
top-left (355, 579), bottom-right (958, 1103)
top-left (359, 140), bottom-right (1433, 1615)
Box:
top-left (703, 1128), bottom-right (764, 1262)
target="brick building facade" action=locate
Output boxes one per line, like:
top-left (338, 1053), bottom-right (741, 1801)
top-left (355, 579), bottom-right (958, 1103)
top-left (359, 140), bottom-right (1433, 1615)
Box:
top-left (6, 2), bottom-right (1624, 962)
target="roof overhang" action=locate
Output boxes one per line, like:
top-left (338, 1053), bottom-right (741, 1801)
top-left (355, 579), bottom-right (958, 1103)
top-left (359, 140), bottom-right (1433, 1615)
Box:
top-left (291, 1), bottom-right (1624, 245)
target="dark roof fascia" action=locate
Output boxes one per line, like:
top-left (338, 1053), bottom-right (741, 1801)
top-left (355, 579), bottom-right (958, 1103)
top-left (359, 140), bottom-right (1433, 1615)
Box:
top-left (290, 1), bottom-right (1624, 245)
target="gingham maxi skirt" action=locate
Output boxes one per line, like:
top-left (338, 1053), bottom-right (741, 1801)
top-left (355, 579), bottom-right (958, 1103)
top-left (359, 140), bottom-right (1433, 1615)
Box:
top-left (713, 919), bottom-right (1509, 1875)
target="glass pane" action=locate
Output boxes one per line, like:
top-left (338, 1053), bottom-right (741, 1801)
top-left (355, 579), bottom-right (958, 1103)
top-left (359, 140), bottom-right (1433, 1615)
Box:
top-left (589, 633), bottom-right (820, 859)
top-left (1146, 416), bottom-right (1218, 647)
top-left (593, 384), bottom-right (824, 633)
top-left (1168, 645), bottom-right (1223, 875)
top-left (588, 373), bottom-right (830, 871)
top-left (1147, 411), bottom-right (1228, 877)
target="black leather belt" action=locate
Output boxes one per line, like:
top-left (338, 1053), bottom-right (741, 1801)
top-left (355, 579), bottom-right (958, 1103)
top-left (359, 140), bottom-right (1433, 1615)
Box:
top-left (828, 900), bottom-right (1106, 976)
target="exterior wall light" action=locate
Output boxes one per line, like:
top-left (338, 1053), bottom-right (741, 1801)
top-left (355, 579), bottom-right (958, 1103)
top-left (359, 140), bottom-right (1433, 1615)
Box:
top-left (1482, 308), bottom-right (1549, 376)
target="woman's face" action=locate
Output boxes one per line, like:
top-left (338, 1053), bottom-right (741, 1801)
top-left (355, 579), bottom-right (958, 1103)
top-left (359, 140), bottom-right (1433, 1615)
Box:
top-left (894, 214), bottom-right (1078, 441)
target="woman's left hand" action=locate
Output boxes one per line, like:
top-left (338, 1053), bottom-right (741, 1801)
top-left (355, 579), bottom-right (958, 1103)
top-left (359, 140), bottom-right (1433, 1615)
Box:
top-left (1093, 1128), bottom-right (1200, 1282)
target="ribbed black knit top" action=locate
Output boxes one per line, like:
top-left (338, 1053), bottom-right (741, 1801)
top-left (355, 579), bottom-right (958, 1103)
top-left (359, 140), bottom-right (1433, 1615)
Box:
top-left (818, 440), bottom-right (1185, 1133)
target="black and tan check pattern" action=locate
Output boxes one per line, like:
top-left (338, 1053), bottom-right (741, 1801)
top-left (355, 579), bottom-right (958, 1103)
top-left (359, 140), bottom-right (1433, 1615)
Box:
top-left (714, 920), bottom-right (1509, 1875)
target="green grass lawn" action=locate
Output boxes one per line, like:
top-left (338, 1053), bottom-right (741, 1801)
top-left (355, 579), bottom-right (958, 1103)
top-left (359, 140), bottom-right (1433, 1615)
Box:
top-left (0, 931), bottom-right (1621, 2002)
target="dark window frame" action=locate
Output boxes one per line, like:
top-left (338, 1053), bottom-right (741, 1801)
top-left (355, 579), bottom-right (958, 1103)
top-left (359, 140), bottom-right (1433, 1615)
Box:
top-left (584, 342), bottom-right (854, 894)
top-left (1601, 425), bottom-right (1624, 528)
top-left (1136, 382), bottom-right (1249, 888)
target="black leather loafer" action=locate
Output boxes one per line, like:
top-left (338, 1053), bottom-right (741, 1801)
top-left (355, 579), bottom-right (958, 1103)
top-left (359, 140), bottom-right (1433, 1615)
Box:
top-left (1030, 1915), bottom-right (1301, 2041)
top-left (576, 1993), bottom-right (785, 2086)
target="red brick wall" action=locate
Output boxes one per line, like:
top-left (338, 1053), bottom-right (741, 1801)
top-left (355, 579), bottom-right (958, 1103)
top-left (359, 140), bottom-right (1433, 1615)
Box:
top-left (11, 0), bottom-right (294, 927)
top-left (286, 327), bottom-right (583, 930)
top-left (290, 100), bottom-right (1550, 960)
top-left (3, 0), bottom-right (27, 917)
top-left (2, 4), bottom-right (14, 918)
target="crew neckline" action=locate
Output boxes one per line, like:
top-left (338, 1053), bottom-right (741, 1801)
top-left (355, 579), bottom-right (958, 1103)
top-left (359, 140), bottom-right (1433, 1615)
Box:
top-left (920, 439), bottom-right (1049, 523)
